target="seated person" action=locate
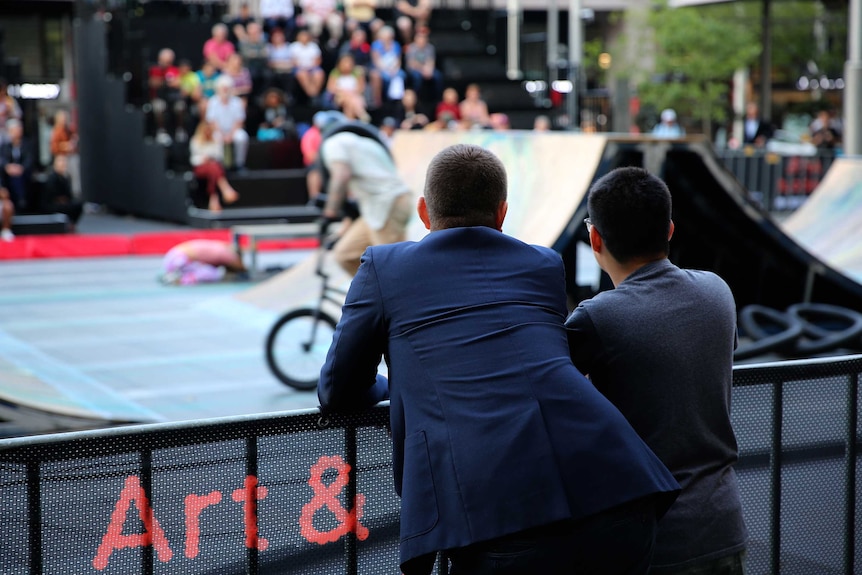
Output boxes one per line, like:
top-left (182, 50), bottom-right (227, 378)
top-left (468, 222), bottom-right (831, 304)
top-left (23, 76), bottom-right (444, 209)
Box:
top-left (160, 239), bottom-right (246, 285)
top-left (392, 0), bottom-right (431, 44)
top-left (404, 27), bottom-right (442, 99)
top-left (148, 48), bottom-right (183, 144)
top-left (266, 27), bottom-right (296, 97)
top-left (0, 186), bottom-right (14, 241)
top-left (206, 76), bottom-right (250, 170)
top-left (0, 79), bottom-right (22, 146)
top-left (342, 0), bottom-right (377, 35)
top-left (175, 59), bottom-right (200, 140)
top-left (238, 22), bottom-right (270, 93)
top-left (435, 86), bottom-right (461, 121)
top-left (190, 121), bottom-right (240, 212)
top-left (224, 53), bottom-right (253, 103)
top-left (203, 23), bottom-right (236, 71)
top-left (260, 0), bottom-right (295, 38)
top-left (324, 54), bottom-right (370, 121)
top-left (369, 26), bottom-right (406, 107)
top-left (0, 118), bottom-right (34, 210)
top-left (229, 2), bottom-right (255, 45)
top-left (298, 0), bottom-right (344, 47)
top-left (289, 28), bottom-right (326, 102)
top-left (258, 87), bottom-right (294, 140)
top-left (195, 61), bottom-right (221, 102)
top-left (42, 154), bottom-right (83, 231)
top-left (339, 27), bottom-right (372, 70)
top-left (459, 83), bottom-right (490, 128)
top-left (394, 88), bottom-right (429, 130)
top-left (49, 110), bottom-right (82, 197)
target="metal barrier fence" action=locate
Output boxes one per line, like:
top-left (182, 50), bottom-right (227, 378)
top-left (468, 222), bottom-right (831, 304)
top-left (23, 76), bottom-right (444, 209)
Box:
top-left (1, 356), bottom-right (860, 574)
top-left (716, 149), bottom-right (838, 213)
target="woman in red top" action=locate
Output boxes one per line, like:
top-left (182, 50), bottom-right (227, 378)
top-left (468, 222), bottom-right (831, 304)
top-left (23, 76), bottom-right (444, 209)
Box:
top-left (434, 87), bottom-right (461, 121)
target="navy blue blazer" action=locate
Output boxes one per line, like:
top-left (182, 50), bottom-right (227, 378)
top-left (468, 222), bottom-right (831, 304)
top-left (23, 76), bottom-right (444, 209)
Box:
top-left (319, 227), bottom-right (679, 568)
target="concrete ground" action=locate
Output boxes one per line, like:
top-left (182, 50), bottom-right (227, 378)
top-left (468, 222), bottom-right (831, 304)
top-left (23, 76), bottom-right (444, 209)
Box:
top-left (0, 214), bottom-right (323, 437)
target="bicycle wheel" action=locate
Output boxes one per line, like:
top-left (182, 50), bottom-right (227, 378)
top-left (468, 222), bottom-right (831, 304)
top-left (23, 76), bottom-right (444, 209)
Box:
top-left (265, 308), bottom-right (338, 390)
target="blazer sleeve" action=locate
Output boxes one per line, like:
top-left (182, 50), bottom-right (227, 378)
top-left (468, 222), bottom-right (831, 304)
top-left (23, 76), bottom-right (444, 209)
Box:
top-left (565, 304), bottom-right (604, 378)
top-left (318, 249), bottom-right (390, 412)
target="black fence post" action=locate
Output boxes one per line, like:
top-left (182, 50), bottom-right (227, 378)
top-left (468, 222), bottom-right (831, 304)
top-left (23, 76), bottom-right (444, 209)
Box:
top-left (141, 449), bottom-right (154, 575)
top-left (844, 373), bottom-right (858, 575)
top-left (26, 461), bottom-right (42, 575)
top-left (345, 425), bottom-right (358, 575)
top-left (246, 436), bottom-right (259, 575)
top-left (770, 380), bottom-right (783, 575)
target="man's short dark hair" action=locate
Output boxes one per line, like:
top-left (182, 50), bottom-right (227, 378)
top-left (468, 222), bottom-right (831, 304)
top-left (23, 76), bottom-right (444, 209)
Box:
top-left (424, 144), bottom-right (507, 229)
top-left (587, 167), bottom-right (672, 263)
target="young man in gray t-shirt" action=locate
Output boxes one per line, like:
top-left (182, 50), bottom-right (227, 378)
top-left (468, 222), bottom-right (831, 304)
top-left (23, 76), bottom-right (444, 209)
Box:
top-left (566, 167), bottom-right (748, 574)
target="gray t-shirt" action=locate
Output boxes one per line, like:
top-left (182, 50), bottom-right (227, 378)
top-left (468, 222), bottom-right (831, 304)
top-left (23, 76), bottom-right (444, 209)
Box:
top-left (566, 258), bottom-right (748, 568)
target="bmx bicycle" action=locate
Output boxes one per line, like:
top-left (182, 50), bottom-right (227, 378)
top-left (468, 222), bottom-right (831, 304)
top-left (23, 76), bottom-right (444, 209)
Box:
top-left (264, 219), bottom-right (348, 390)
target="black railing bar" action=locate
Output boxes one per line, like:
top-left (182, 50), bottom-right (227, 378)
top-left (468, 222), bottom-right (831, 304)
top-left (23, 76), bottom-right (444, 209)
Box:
top-left (736, 436), bottom-right (862, 469)
top-left (733, 354), bottom-right (862, 384)
top-left (2, 456), bottom-right (396, 488)
top-left (26, 460), bottom-right (42, 575)
top-left (141, 448), bottom-right (154, 575)
top-left (246, 436), bottom-right (259, 575)
top-left (0, 405), bottom-right (392, 462)
top-left (843, 373), bottom-right (857, 575)
top-left (770, 380), bottom-right (784, 575)
top-left (345, 425), bottom-right (359, 575)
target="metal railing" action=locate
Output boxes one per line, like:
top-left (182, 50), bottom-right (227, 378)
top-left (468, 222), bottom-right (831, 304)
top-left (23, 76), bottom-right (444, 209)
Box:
top-left (1, 355), bottom-right (860, 574)
top-left (716, 148), bottom-right (839, 213)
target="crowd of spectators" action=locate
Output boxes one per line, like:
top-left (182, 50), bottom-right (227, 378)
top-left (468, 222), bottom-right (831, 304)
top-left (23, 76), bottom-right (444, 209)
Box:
top-left (146, 0), bottom-right (525, 187)
top-left (0, 78), bottom-right (83, 241)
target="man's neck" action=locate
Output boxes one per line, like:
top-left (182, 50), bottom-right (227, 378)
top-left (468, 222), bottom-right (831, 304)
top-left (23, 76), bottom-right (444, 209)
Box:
top-left (605, 255), bottom-right (665, 287)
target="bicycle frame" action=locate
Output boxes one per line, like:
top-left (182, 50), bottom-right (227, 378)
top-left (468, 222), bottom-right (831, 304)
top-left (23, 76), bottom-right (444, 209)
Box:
top-left (303, 235), bottom-right (349, 351)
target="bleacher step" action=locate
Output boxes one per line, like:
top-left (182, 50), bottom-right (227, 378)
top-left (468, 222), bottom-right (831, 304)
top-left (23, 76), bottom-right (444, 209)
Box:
top-left (11, 214), bottom-right (71, 235)
top-left (187, 205), bottom-right (320, 229)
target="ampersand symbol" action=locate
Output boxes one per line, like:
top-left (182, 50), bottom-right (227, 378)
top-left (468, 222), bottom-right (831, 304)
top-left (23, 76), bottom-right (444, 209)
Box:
top-left (299, 455), bottom-right (369, 544)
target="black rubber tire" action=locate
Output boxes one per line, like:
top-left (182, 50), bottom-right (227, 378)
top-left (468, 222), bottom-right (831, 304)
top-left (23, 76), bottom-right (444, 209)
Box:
top-left (265, 308), bottom-right (338, 390)
top-left (787, 303), bottom-right (862, 356)
top-left (735, 304), bottom-right (805, 361)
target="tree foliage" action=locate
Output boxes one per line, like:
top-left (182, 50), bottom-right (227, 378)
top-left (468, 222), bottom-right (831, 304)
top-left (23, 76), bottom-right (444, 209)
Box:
top-left (622, 0), bottom-right (761, 135)
top-left (615, 1), bottom-right (848, 134)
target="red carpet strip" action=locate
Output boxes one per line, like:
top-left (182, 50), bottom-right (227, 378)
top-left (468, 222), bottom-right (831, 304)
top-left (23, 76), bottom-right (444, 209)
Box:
top-left (0, 230), bottom-right (318, 261)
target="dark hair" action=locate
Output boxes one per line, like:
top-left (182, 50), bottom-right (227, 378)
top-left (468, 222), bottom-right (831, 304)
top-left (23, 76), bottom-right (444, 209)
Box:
top-left (423, 144), bottom-right (507, 229)
top-left (587, 167), bottom-right (672, 263)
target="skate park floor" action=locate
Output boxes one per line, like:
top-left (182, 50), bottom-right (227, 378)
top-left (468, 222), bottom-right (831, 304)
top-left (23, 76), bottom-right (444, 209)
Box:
top-left (0, 213), bottom-right (324, 438)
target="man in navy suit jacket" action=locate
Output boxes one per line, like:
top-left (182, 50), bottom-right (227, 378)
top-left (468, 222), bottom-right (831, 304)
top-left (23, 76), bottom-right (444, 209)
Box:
top-left (318, 144), bottom-right (679, 575)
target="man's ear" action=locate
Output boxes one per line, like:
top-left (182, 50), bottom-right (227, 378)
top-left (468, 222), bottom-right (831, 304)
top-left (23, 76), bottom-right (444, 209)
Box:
top-left (668, 219), bottom-right (675, 241)
top-left (495, 201), bottom-right (508, 231)
top-left (418, 196), bottom-right (431, 230)
top-left (589, 225), bottom-right (603, 254)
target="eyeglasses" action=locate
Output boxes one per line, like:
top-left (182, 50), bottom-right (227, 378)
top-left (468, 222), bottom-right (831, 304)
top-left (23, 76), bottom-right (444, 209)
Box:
top-left (583, 217), bottom-right (593, 232)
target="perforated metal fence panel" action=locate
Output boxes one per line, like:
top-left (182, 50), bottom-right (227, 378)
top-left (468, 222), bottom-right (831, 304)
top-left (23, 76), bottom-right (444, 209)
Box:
top-left (1, 357), bottom-right (860, 575)
top-left (732, 356), bottom-right (861, 575)
top-left (0, 408), bottom-right (399, 575)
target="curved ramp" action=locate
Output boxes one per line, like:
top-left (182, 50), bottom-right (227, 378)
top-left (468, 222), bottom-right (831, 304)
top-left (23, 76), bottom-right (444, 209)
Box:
top-left (0, 333), bottom-right (163, 433)
top-left (237, 133), bottom-right (862, 319)
top-left (781, 158), bottom-right (862, 285)
top-left (236, 131), bottom-right (608, 313)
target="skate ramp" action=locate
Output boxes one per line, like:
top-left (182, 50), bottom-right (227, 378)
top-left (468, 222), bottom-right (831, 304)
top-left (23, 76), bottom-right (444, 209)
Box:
top-left (657, 143), bottom-right (862, 312)
top-left (237, 134), bottom-right (862, 317)
top-left (0, 335), bottom-right (163, 433)
top-left (235, 131), bottom-right (608, 313)
top-left (781, 158), bottom-right (862, 285)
